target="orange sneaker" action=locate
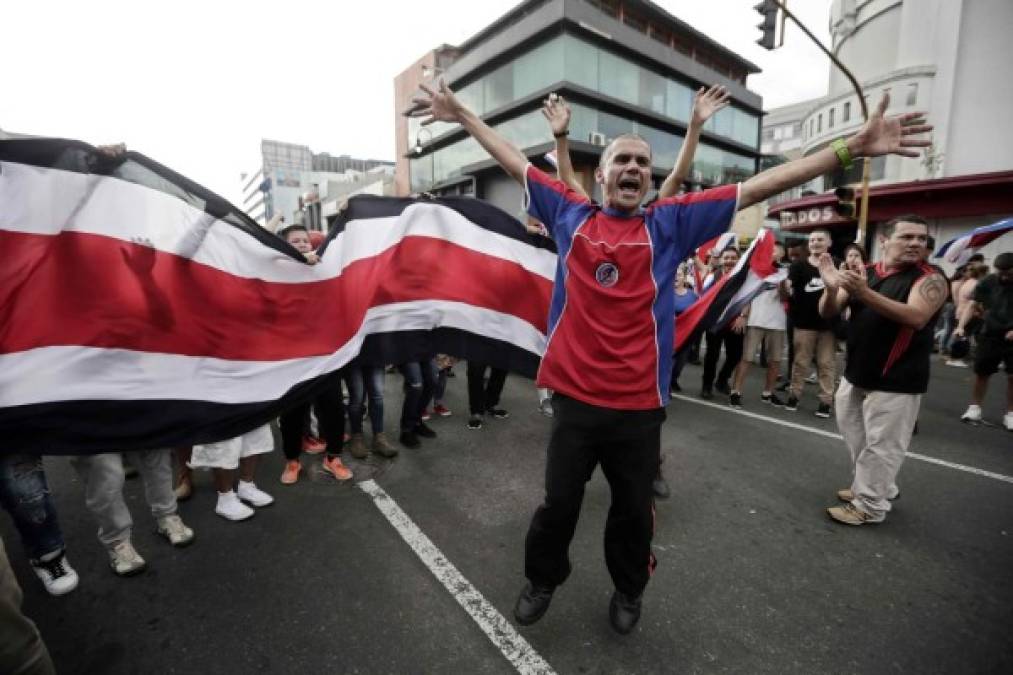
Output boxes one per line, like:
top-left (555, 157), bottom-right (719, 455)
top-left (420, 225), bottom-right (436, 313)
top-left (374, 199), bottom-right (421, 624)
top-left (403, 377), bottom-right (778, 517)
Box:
top-left (280, 460), bottom-right (302, 485)
top-left (302, 435), bottom-right (326, 454)
top-left (322, 456), bottom-right (353, 482)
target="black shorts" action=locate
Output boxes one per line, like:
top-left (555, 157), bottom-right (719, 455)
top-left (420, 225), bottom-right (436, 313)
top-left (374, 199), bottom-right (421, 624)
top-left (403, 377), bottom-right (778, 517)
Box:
top-left (974, 335), bottom-right (1013, 376)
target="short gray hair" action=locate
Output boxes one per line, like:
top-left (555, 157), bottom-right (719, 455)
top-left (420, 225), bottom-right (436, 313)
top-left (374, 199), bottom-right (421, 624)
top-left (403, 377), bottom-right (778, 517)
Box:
top-left (599, 133), bottom-right (651, 169)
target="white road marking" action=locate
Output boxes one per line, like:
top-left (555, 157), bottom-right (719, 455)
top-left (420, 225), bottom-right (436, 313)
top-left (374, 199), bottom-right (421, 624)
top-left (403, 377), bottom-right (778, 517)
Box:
top-left (671, 394), bottom-right (1013, 485)
top-left (357, 479), bottom-right (556, 675)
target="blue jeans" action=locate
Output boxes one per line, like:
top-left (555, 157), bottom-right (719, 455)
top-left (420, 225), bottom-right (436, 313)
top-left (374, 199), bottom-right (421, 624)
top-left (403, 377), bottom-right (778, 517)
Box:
top-left (346, 366), bottom-right (385, 434)
top-left (399, 359), bottom-right (438, 432)
top-left (0, 454), bottom-right (65, 560)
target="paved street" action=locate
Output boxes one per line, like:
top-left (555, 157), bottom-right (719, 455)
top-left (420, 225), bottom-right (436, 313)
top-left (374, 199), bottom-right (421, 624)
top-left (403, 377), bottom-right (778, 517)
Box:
top-left (5, 357), bottom-right (1012, 675)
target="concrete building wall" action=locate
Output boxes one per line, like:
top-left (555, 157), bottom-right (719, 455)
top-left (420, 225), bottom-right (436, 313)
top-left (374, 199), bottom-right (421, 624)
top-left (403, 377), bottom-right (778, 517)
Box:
top-left (803, 0), bottom-right (1013, 187)
top-left (946, 0), bottom-right (1013, 177)
top-left (393, 46), bottom-right (460, 196)
top-left (829, 0), bottom-right (902, 97)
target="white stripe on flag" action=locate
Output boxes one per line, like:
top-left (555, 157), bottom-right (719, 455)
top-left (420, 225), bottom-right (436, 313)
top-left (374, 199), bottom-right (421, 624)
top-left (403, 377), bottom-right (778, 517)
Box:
top-left (0, 300), bottom-right (546, 406)
top-left (0, 162), bottom-right (557, 283)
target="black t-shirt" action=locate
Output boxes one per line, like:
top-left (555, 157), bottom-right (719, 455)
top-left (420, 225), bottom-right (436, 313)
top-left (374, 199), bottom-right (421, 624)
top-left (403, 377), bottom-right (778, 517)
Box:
top-left (974, 273), bottom-right (1013, 337)
top-left (788, 259), bottom-right (831, 330)
top-left (845, 262), bottom-right (935, 393)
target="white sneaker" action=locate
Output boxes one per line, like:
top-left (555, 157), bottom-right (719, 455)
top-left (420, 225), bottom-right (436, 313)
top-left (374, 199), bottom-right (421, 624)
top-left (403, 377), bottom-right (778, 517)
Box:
top-left (215, 491), bottom-right (254, 521)
top-left (156, 514), bottom-right (195, 547)
top-left (237, 481), bottom-right (274, 508)
top-left (946, 359), bottom-right (968, 368)
top-left (108, 540), bottom-right (146, 576)
top-left (805, 372), bottom-right (818, 384)
top-left (1004, 412), bottom-right (1013, 432)
top-left (30, 549), bottom-right (79, 596)
top-left (961, 405), bottom-right (983, 423)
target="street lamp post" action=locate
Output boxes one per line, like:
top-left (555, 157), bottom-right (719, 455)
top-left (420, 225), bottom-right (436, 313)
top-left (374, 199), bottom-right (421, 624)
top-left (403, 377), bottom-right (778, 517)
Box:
top-left (763, 0), bottom-right (874, 245)
top-left (414, 127), bottom-right (434, 193)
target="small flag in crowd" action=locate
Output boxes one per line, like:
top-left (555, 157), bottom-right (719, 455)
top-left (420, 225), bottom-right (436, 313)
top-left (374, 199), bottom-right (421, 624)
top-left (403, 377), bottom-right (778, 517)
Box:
top-left (675, 228), bottom-right (785, 352)
top-left (934, 218), bottom-right (1013, 266)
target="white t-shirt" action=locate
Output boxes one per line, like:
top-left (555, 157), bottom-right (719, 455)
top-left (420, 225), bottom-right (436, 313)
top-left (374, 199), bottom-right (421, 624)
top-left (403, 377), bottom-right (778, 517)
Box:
top-left (747, 284), bottom-right (787, 330)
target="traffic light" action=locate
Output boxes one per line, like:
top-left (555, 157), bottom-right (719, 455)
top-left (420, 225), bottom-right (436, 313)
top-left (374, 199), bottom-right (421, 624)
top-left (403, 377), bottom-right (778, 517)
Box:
top-left (834, 186), bottom-right (856, 219)
top-left (755, 0), bottom-right (779, 50)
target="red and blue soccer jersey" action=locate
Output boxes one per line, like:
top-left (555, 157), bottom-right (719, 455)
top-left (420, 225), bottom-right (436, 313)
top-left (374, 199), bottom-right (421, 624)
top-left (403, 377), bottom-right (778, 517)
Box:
top-left (525, 165), bottom-right (738, 410)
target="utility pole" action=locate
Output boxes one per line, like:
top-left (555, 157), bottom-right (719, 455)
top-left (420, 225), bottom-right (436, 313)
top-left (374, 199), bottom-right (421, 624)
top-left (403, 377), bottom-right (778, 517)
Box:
top-left (755, 0), bottom-right (873, 244)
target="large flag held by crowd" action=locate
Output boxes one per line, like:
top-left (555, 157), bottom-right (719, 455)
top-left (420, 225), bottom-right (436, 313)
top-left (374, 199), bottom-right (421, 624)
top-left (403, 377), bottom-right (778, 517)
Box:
top-left (0, 139), bottom-right (556, 454)
top-left (1, 138), bottom-right (762, 455)
top-left (934, 218), bottom-right (1013, 266)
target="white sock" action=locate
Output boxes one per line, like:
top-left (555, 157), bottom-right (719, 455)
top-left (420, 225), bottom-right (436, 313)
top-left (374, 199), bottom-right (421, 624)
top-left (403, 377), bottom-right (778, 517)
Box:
top-left (238, 480), bottom-right (256, 491)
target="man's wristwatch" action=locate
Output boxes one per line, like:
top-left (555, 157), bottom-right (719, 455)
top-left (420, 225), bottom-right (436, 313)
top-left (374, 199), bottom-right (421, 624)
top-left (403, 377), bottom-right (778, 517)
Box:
top-left (553, 130), bottom-right (569, 139)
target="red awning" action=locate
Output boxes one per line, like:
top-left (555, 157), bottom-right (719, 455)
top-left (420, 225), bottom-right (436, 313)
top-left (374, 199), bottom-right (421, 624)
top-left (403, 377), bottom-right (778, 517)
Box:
top-left (768, 170), bottom-right (1013, 231)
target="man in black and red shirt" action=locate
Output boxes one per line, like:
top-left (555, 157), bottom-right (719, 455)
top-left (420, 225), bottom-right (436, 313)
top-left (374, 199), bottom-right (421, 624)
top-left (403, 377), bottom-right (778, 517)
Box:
top-left (817, 215), bottom-right (947, 525)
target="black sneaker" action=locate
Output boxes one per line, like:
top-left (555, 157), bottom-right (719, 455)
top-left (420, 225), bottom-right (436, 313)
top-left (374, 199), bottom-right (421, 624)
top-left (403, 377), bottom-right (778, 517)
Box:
top-left (814, 403), bottom-right (831, 419)
top-left (729, 392), bottom-right (743, 409)
top-left (514, 582), bottom-right (555, 625)
top-left (609, 590), bottom-right (642, 635)
top-left (414, 421), bottom-right (437, 438)
top-left (700, 387), bottom-right (713, 400)
top-left (785, 395), bottom-right (799, 411)
top-left (398, 431), bottom-right (421, 449)
top-left (486, 407), bottom-right (510, 419)
top-left (467, 414), bottom-right (483, 430)
top-left (715, 380), bottom-right (730, 395)
top-left (761, 392), bottom-right (785, 407)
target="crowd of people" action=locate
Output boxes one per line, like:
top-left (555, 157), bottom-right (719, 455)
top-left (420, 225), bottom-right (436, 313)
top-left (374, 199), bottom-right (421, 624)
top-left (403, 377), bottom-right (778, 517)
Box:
top-left (3, 68), bottom-right (1010, 671)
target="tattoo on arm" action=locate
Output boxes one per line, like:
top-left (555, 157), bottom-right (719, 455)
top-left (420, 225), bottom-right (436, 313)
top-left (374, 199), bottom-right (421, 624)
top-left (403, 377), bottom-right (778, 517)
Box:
top-left (918, 273), bottom-right (947, 307)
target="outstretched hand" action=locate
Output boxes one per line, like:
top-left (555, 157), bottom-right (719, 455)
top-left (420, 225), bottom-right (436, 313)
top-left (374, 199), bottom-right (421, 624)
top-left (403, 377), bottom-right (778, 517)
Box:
top-left (409, 79), bottom-right (466, 126)
top-left (852, 93), bottom-right (933, 158)
top-left (541, 93), bottom-right (571, 136)
top-left (691, 85), bottom-right (730, 127)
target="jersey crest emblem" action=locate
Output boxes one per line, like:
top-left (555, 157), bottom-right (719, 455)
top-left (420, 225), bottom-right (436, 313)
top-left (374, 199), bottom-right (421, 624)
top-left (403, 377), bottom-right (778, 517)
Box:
top-left (595, 262), bottom-right (619, 287)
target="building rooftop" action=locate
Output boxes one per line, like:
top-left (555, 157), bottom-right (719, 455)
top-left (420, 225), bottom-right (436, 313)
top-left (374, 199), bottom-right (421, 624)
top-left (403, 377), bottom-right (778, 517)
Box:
top-left (457, 0), bottom-right (760, 76)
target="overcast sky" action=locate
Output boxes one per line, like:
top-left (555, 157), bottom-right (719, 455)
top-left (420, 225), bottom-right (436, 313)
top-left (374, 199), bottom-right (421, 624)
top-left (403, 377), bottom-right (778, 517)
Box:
top-left (2, 0), bottom-right (831, 205)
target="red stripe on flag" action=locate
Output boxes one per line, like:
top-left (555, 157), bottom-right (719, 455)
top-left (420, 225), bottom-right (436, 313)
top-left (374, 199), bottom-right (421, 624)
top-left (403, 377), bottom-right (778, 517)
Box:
top-left (0, 230), bottom-right (551, 361)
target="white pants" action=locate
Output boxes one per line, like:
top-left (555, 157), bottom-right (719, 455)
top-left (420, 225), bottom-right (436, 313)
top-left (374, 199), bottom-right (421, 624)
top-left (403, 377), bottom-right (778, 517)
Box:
top-left (835, 378), bottom-right (920, 521)
top-left (70, 450), bottom-right (177, 547)
top-left (190, 425), bottom-right (274, 470)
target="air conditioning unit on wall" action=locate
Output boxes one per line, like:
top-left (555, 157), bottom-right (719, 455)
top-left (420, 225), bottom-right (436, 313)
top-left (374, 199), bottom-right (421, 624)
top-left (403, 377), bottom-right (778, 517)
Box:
top-left (589, 132), bottom-right (606, 146)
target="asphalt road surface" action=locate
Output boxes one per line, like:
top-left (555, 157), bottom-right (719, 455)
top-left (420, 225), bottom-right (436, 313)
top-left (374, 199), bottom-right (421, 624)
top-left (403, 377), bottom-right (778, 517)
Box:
top-left (5, 357), bottom-right (1012, 674)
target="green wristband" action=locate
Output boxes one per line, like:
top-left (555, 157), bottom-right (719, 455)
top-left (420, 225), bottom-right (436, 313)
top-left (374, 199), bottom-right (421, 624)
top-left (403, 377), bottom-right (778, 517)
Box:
top-left (831, 138), bottom-right (854, 170)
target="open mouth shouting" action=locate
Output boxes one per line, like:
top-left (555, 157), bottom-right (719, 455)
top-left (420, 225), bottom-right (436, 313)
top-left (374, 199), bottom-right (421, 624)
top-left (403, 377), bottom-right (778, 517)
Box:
top-left (616, 175), bottom-right (642, 200)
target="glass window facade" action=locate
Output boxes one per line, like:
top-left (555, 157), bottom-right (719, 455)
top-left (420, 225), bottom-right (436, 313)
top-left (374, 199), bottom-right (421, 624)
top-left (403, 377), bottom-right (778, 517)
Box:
top-left (409, 33), bottom-right (758, 150)
top-left (411, 101), bottom-right (754, 191)
top-left (409, 33), bottom-right (759, 191)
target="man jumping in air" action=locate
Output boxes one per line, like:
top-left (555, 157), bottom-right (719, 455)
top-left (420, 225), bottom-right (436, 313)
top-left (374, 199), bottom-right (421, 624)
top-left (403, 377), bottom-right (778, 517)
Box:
top-left (411, 83), bottom-right (931, 634)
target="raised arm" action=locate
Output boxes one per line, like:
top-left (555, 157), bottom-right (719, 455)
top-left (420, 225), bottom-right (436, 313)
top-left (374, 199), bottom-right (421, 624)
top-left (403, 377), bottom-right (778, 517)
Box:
top-left (411, 80), bottom-right (528, 184)
top-left (541, 94), bottom-right (588, 199)
top-left (658, 85), bottom-right (729, 199)
top-left (739, 94), bottom-right (932, 209)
